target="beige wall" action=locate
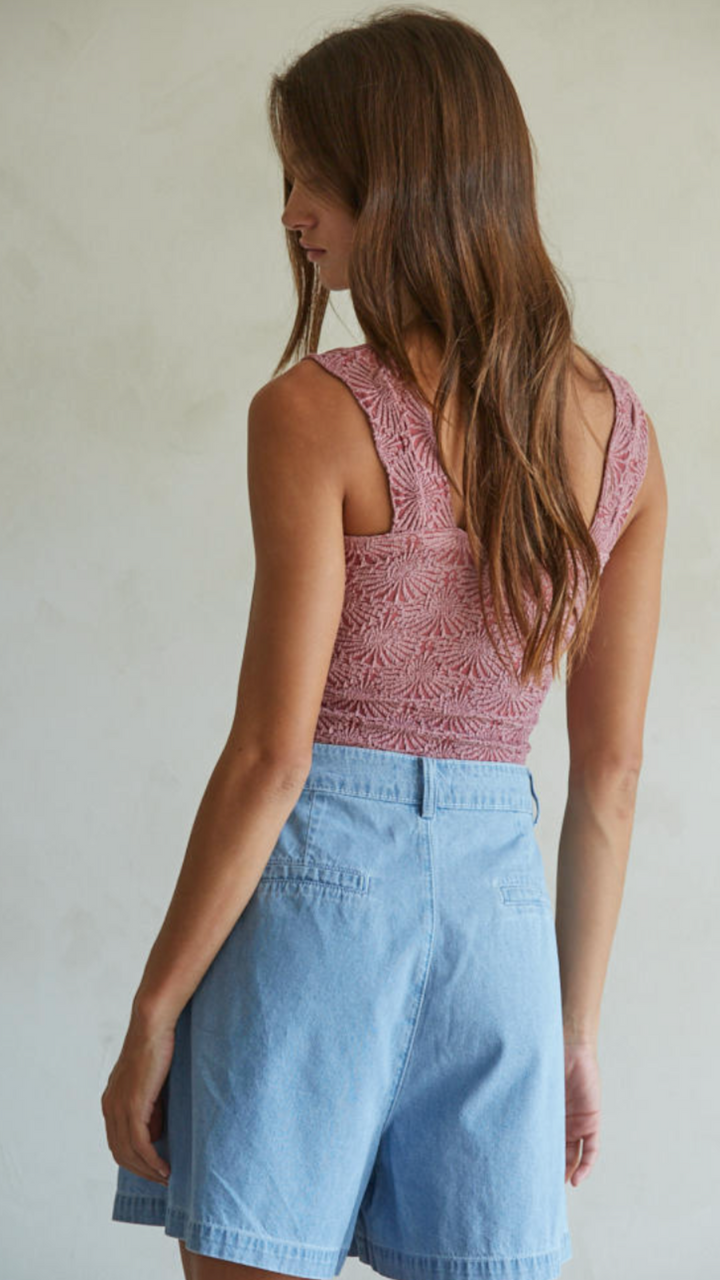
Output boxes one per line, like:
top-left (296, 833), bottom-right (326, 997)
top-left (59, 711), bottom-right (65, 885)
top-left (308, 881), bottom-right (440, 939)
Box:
top-left (1, 1), bottom-right (715, 1276)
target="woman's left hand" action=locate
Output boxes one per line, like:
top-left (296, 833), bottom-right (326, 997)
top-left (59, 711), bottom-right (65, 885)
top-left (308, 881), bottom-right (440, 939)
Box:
top-left (101, 1013), bottom-right (175, 1185)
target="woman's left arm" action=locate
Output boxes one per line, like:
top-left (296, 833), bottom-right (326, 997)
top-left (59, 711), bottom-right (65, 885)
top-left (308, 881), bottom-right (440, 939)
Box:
top-left (101, 362), bottom-right (348, 1185)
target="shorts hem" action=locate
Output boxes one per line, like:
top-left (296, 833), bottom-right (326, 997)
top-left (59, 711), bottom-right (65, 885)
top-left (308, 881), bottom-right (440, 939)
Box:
top-left (112, 1193), bottom-right (348, 1278)
top-left (349, 1229), bottom-right (573, 1280)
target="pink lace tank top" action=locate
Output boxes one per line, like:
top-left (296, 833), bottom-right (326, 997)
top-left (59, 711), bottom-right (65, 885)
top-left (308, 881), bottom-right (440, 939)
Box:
top-left (303, 343), bottom-right (650, 764)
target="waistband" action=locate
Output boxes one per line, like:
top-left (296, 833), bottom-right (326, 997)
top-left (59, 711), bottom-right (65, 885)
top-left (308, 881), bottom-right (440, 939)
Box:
top-left (304, 741), bottom-right (540, 823)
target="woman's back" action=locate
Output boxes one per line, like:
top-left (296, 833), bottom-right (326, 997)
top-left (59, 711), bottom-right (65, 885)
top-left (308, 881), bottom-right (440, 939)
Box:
top-left (336, 341), bottom-right (621, 540)
top-left (296, 340), bottom-right (650, 763)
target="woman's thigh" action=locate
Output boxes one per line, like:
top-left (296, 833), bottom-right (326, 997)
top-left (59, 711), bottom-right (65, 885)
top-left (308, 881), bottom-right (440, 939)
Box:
top-left (179, 1242), bottom-right (315, 1280)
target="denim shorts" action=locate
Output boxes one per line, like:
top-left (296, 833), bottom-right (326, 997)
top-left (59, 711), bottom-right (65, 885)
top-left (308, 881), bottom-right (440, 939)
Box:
top-left (112, 741), bottom-right (572, 1279)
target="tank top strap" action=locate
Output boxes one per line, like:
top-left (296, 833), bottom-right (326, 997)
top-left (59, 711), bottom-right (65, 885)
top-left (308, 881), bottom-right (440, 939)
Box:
top-left (302, 344), bottom-right (456, 534)
top-left (592, 364), bottom-right (651, 567)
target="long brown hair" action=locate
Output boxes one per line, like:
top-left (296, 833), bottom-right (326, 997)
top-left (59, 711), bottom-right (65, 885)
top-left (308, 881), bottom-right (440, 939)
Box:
top-left (266, 4), bottom-right (611, 686)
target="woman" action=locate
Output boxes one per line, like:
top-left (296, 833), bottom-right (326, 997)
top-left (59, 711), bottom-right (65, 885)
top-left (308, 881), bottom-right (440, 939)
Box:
top-left (102, 8), bottom-right (668, 1279)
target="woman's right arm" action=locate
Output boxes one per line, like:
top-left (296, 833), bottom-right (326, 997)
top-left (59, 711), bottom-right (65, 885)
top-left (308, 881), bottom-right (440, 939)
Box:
top-left (557, 411), bottom-right (668, 1048)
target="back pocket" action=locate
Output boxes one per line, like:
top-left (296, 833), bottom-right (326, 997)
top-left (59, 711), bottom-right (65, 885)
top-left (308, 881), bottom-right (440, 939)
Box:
top-left (496, 872), bottom-right (552, 911)
top-left (256, 859), bottom-right (370, 899)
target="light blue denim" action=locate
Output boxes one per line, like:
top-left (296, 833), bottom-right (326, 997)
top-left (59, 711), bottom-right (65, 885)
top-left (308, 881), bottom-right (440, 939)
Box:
top-left (112, 741), bottom-right (572, 1279)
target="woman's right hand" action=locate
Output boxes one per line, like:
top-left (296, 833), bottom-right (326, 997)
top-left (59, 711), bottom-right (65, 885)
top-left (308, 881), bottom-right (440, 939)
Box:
top-left (564, 1039), bottom-right (601, 1186)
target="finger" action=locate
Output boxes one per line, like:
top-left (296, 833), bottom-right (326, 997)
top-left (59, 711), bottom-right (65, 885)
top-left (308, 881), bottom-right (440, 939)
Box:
top-left (117, 1108), bottom-right (150, 1182)
top-left (565, 1138), bottom-right (581, 1183)
top-left (102, 1093), bottom-right (121, 1170)
top-left (571, 1131), bottom-right (600, 1185)
top-left (128, 1111), bottom-right (171, 1183)
top-left (119, 1108), bottom-right (169, 1185)
top-left (103, 1116), bottom-right (117, 1170)
top-left (103, 1081), bottom-right (170, 1184)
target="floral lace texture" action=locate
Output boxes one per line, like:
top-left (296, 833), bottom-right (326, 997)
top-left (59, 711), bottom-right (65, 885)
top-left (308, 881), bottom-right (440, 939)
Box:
top-left (302, 344), bottom-right (649, 763)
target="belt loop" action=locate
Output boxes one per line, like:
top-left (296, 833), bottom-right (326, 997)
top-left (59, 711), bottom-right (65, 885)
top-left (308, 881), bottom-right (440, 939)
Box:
top-left (528, 769), bottom-right (540, 825)
top-left (421, 757), bottom-right (436, 819)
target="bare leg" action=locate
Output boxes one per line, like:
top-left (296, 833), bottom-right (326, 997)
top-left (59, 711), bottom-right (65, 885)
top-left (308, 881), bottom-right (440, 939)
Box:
top-left (178, 1240), bottom-right (194, 1279)
top-left (178, 1246), bottom-right (321, 1280)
